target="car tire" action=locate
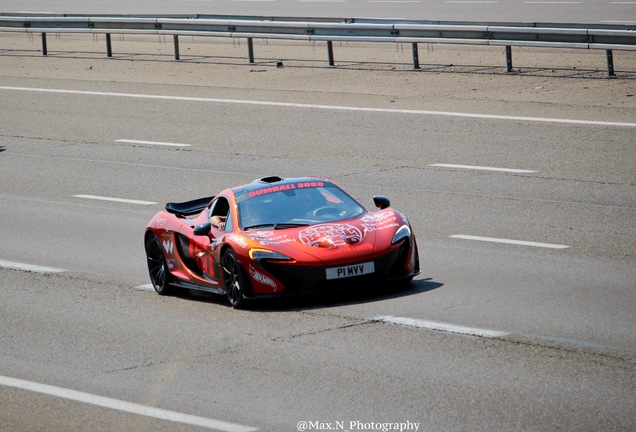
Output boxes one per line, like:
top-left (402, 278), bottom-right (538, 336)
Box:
top-left (145, 233), bottom-right (174, 295)
top-left (221, 249), bottom-right (247, 309)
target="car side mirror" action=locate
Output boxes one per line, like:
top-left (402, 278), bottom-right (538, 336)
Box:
top-left (193, 222), bottom-right (212, 236)
top-left (373, 195), bottom-right (390, 209)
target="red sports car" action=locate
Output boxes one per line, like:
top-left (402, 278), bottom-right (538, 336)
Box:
top-left (144, 176), bottom-right (420, 308)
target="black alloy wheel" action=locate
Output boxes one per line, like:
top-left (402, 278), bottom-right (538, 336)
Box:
top-left (145, 233), bottom-right (173, 295)
top-left (221, 249), bottom-right (246, 308)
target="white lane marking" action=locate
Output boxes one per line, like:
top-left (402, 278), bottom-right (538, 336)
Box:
top-left (0, 260), bottom-right (66, 274)
top-left (116, 139), bottom-right (192, 148)
top-left (372, 316), bottom-right (510, 338)
top-left (372, 316), bottom-right (624, 352)
top-left (134, 284), bottom-right (157, 292)
top-left (450, 235), bottom-right (570, 249)
top-left (1, 86), bottom-right (635, 128)
top-left (73, 195), bottom-right (157, 206)
top-left (524, 1), bottom-right (581, 4)
top-left (429, 164), bottom-right (537, 173)
top-left (0, 375), bottom-right (258, 432)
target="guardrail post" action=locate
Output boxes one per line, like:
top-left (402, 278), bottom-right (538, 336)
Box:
top-left (327, 41), bottom-right (334, 66)
top-left (173, 35), bottom-right (180, 60)
top-left (41, 33), bottom-right (47, 56)
top-left (247, 38), bottom-right (254, 63)
top-left (412, 43), bottom-right (420, 69)
top-left (606, 50), bottom-right (615, 77)
top-left (106, 34), bottom-right (112, 57)
top-left (505, 46), bottom-right (513, 72)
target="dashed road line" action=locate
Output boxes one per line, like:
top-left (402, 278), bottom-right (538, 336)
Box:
top-left (115, 139), bottom-right (192, 148)
top-left (370, 315), bottom-right (627, 353)
top-left (445, 1), bottom-right (498, 3)
top-left (450, 235), bottom-right (570, 249)
top-left (524, 1), bottom-right (581, 4)
top-left (371, 315), bottom-right (511, 338)
top-left (0, 260), bottom-right (66, 274)
top-left (73, 195), bottom-right (157, 206)
top-left (0, 375), bottom-right (258, 432)
top-left (429, 164), bottom-right (537, 173)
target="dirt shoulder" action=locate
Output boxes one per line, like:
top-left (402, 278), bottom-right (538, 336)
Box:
top-left (1, 32), bottom-right (635, 122)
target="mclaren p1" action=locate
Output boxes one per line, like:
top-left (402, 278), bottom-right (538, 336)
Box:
top-left (144, 176), bottom-right (420, 308)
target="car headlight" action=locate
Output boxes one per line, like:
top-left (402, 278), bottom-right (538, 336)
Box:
top-left (249, 248), bottom-right (293, 261)
top-left (392, 225), bottom-right (411, 244)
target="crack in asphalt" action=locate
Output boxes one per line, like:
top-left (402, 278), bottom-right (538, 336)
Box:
top-left (269, 319), bottom-right (374, 342)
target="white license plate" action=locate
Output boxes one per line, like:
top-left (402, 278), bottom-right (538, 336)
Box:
top-left (326, 262), bottom-right (375, 280)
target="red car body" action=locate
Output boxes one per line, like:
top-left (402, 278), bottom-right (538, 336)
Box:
top-left (144, 176), bottom-right (420, 307)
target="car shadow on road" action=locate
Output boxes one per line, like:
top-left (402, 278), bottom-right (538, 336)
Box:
top-left (246, 277), bottom-right (444, 312)
top-left (173, 277), bottom-right (443, 311)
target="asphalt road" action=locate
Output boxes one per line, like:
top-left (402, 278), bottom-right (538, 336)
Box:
top-left (0, 34), bottom-right (635, 431)
top-left (2, 0), bottom-right (636, 24)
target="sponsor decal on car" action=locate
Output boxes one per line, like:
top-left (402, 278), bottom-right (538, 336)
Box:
top-left (361, 212), bottom-right (400, 233)
top-left (248, 181), bottom-right (325, 198)
top-left (227, 234), bottom-right (248, 249)
top-left (246, 232), bottom-right (296, 246)
top-left (299, 224), bottom-right (363, 247)
top-left (162, 240), bottom-right (174, 254)
top-left (249, 264), bottom-right (278, 291)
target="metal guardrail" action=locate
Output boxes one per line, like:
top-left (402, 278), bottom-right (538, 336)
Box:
top-left (1, 14), bottom-right (635, 76)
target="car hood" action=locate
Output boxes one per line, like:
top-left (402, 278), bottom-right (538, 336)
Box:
top-left (242, 210), bottom-right (405, 265)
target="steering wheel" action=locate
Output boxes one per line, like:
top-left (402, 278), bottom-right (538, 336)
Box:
top-left (313, 206), bottom-right (340, 217)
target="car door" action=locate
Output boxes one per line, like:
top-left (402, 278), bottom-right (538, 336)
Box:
top-left (197, 197), bottom-right (232, 282)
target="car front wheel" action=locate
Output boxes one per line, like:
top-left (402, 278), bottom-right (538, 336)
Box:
top-left (221, 249), bottom-right (247, 308)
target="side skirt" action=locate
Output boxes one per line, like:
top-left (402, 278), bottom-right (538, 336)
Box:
top-left (170, 280), bottom-right (225, 296)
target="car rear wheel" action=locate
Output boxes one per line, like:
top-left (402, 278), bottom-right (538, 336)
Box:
top-left (145, 233), bottom-right (174, 295)
top-left (221, 249), bottom-right (247, 308)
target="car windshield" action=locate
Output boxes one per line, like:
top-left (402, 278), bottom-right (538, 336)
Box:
top-left (238, 182), bottom-right (366, 230)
